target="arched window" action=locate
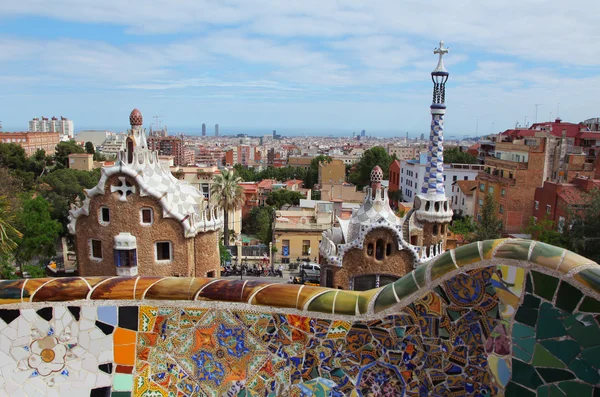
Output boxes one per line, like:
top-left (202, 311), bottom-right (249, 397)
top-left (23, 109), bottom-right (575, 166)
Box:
top-left (367, 243), bottom-right (374, 256)
top-left (433, 224), bottom-right (438, 234)
top-left (353, 275), bottom-right (377, 291)
top-left (126, 137), bottom-right (134, 164)
top-left (376, 239), bottom-right (384, 260)
top-left (425, 201), bottom-right (430, 211)
top-left (441, 224), bottom-right (445, 234)
top-left (386, 243), bottom-right (392, 256)
top-left (434, 202), bottom-right (440, 212)
top-left (326, 269), bottom-right (333, 288)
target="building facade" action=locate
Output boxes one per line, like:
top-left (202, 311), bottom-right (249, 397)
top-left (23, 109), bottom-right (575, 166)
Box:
top-left (450, 179), bottom-right (477, 217)
top-left (0, 131), bottom-right (60, 156)
top-left (147, 136), bottom-right (194, 166)
top-left (68, 109), bottom-right (223, 278)
top-left (29, 116), bottom-right (74, 140)
top-left (400, 155), bottom-right (483, 202)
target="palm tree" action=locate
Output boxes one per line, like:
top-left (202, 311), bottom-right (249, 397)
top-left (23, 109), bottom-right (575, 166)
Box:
top-left (0, 195), bottom-right (22, 258)
top-left (211, 170), bottom-right (244, 245)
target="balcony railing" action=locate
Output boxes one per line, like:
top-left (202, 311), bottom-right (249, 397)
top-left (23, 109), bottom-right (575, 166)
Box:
top-left (484, 157), bottom-right (528, 170)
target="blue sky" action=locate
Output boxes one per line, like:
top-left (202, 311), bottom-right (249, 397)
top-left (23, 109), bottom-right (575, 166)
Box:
top-left (1, 0), bottom-right (599, 137)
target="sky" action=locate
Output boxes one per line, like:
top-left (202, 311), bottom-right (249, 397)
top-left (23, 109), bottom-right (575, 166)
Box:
top-left (1, 0), bottom-right (599, 137)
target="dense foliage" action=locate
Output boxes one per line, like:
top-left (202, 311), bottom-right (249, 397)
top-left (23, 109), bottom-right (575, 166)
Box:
top-left (211, 170), bottom-right (244, 244)
top-left (443, 147), bottom-right (478, 164)
top-left (242, 206), bottom-right (274, 245)
top-left (348, 146), bottom-right (393, 188)
top-left (266, 189), bottom-right (305, 209)
top-left (473, 194), bottom-right (503, 241)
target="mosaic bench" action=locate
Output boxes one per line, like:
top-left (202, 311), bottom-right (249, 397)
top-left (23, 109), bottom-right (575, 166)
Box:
top-left (0, 238), bottom-right (599, 396)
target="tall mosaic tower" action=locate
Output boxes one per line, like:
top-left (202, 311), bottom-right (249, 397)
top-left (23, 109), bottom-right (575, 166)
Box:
top-left (414, 41), bottom-right (453, 249)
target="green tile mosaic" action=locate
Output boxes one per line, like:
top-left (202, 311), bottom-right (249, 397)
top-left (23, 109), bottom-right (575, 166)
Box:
top-left (429, 250), bottom-right (456, 282)
top-left (307, 291), bottom-right (337, 313)
top-left (555, 281), bottom-right (584, 312)
top-left (453, 243), bottom-right (481, 267)
top-left (578, 297), bottom-right (600, 313)
top-left (333, 291), bottom-right (358, 315)
top-left (513, 345), bottom-right (533, 362)
top-left (532, 344), bottom-right (565, 368)
top-left (513, 323), bottom-right (536, 338)
top-left (505, 381), bottom-right (536, 397)
top-left (537, 303), bottom-right (567, 340)
top-left (532, 271), bottom-right (560, 301)
top-left (516, 337), bottom-right (536, 355)
top-left (548, 385), bottom-right (567, 397)
top-left (526, 272), bottom-right (534, 293)
top-left (529, 241), bottom-right (566, 271)
top-left (574, 268), bottom-right (600, 294)
top-left (537, 368), bottom-right (575, 382)
top-left (558, 381), bottom-right (594, 396)
top-left (566, 315), bottom-right (600, 348)
top-left (540, 340), bottom-right (581, 366)
top-left (512, 359), bottom-right (544, 389)
top-left (392, 273), bottom-right (420, 299)
top-left (495, 239), bottom-right (532, 260)
top-left (523, 294), bottom-right (541, 309)
top-left (481, 238), bottom-right (507, 259)
top-left (581, 346), bottom-right (600, 368)
top-left (568, 358), bottom-right (600, 384)
top-left (413, 262), bottom-right (427, 288)
top-left (373, 283), bottom-right (397, 313)
top-left (515, 307), bottom-right (539, 327)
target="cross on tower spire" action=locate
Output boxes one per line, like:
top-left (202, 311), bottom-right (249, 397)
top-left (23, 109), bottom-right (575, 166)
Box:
top-left (433, 40), bottom-right (449, 73)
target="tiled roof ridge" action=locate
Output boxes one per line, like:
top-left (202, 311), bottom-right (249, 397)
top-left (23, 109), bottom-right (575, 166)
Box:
top-left (1, 239), bottom-right (598, 318)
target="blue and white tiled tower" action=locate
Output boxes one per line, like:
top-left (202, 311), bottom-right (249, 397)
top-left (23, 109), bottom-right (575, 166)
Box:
top-left (414, 41), bottom-right (453, 225)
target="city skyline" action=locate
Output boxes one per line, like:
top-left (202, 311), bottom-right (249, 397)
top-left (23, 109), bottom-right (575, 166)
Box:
top-left (1, 0), bottom-right (599, 135)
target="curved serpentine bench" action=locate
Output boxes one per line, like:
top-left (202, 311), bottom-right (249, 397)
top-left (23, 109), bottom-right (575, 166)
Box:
top-left (0, 238), bottom-right (599, 396)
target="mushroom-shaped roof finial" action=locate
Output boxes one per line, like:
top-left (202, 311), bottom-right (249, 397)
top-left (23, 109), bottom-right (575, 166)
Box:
top-left (370, 165), bottom-right (383, 185)
top-left (130, 108), bottom-right (143, 126)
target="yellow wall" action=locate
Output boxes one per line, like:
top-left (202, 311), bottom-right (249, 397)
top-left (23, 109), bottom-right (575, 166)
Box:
top-left (319, 159), bottom-right (346, 185)
top-left (274, 231), bottom-right (322, 264)
top-left (68, 154), bottom-right (94, 171)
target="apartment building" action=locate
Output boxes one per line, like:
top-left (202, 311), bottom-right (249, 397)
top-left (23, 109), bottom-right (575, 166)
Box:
top-left (147, 136), bottom-right (194, 166)
top-left (29, 116), bottom-right (74, 140)
top-left (400, 154), bottom-right (483, 201)
top-left (0, 131), bottom-right (60, 156)
top-left (450, 180), bottom-right (478, 217)
top-left (475, 137), bottom-right (547, 234)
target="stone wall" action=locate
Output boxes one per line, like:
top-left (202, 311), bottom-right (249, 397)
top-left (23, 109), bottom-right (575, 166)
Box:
top-left (75, 174), bottom-right (193, 277)
top-left (332, 228), bottom-right (414, 289)
top-left (1, 239), bottom-right (599, 396)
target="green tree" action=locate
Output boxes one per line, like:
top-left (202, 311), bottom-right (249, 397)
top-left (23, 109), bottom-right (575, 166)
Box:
top-left (0, 196), bottom-right (22, 257)
top-left (54, 141), bottom-right (85, 168)
top-left (0, 257), bottom-right (18, 279)
top-left (524, 217), bottom-right (567, 248)
top-left (38, 168), bottom-right (102, 231)
top-left (473, 194), bottom-right (503, 241)
top-left (242, 206), bottom-right (274, 245)
top-left (0, 143), bottom-right (27, 170)
top-left (443, 147), bottom-right (478, 164)
top-left (219, 242), bottom-right (232, 265)
top-left (266, 189), bottom-right (305, 209)
top-left (567, 188), bottom-right (600, 262)
top-left (450, 215), bottom-right (476, 245)
top-left (349, 147), bottom-right (392, 188)
top-left (211, 169), bottom-right (244, 244)
top-left (14, 196), bottom-right (61, 273)
top-left (85, 141), bottom-right (95, 155)
top-left (23, 264), bottom-right (46, 278)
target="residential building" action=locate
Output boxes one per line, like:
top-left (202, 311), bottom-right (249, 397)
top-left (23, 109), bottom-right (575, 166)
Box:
top-left (29, 116), bottom-right (74, 140)
top-left (98, 133), bottom-right (127, 159)
top-left (318, 159), bottom-right (346, 186)
top-left (240, 182), bottom-right (259, 218)
top-left (450, 179), bottom-right (478, 217)
top-left (584, 117), bottom-right (600, 132)
top-left (68, 109), bottom-right (222, 278)
top-left (400, 154), bottom-right (483, 201)
top-left (331, 154), bottom-right (360, 165)
top-left (288, 155), bottom-right (312, 170)
top-left (76, 130), bottom-right (112, 147)
top-left (389, 160), bottom-right (401, 206)
top-left (475, 137), bottom-right (548, 234)
top-left (387, 145), bottom-right (419, 160)
top-left (320, 183), bottom-right (365, 203)
top-left (533, 176), bottom-right (600, 231)
top-left (258, 179), bottom-right (278, 205)
top-left (274, 201), bottom-right (334, 265)
top-left (68, 153), bottom-right (94, 171)
top-left (0, 130), bottom-right (60, 156)
top-left (147, 135), bottom-right (194, 166)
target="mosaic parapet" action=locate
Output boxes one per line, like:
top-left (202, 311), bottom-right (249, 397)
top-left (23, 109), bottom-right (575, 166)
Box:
top-left (1, 239), bottom-right (599, 317)
top-left (1, 239), bottom-right (600, 396)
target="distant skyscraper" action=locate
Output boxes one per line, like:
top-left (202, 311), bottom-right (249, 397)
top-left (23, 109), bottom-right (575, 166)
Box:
top-left (215, 124), bottom-right (219, 137)
top-left (202, 123), bottom-right (206, 136)
top-left (420, 133), bottom-right (425, 141)
top-left (360, 129), bottom-right (366, 137)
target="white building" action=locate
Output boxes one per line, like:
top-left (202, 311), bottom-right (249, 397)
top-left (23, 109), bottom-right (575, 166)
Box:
top-left (97, 133), bottom-right (128, 158)
top-left (450, 180), bottom-right (478, 217)
top-left (76, 130), bottom-right (112, 147)
top-left (400, 153), bottom-right (484, 202)
top-left (29, 116), bottom-right (74, 140)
